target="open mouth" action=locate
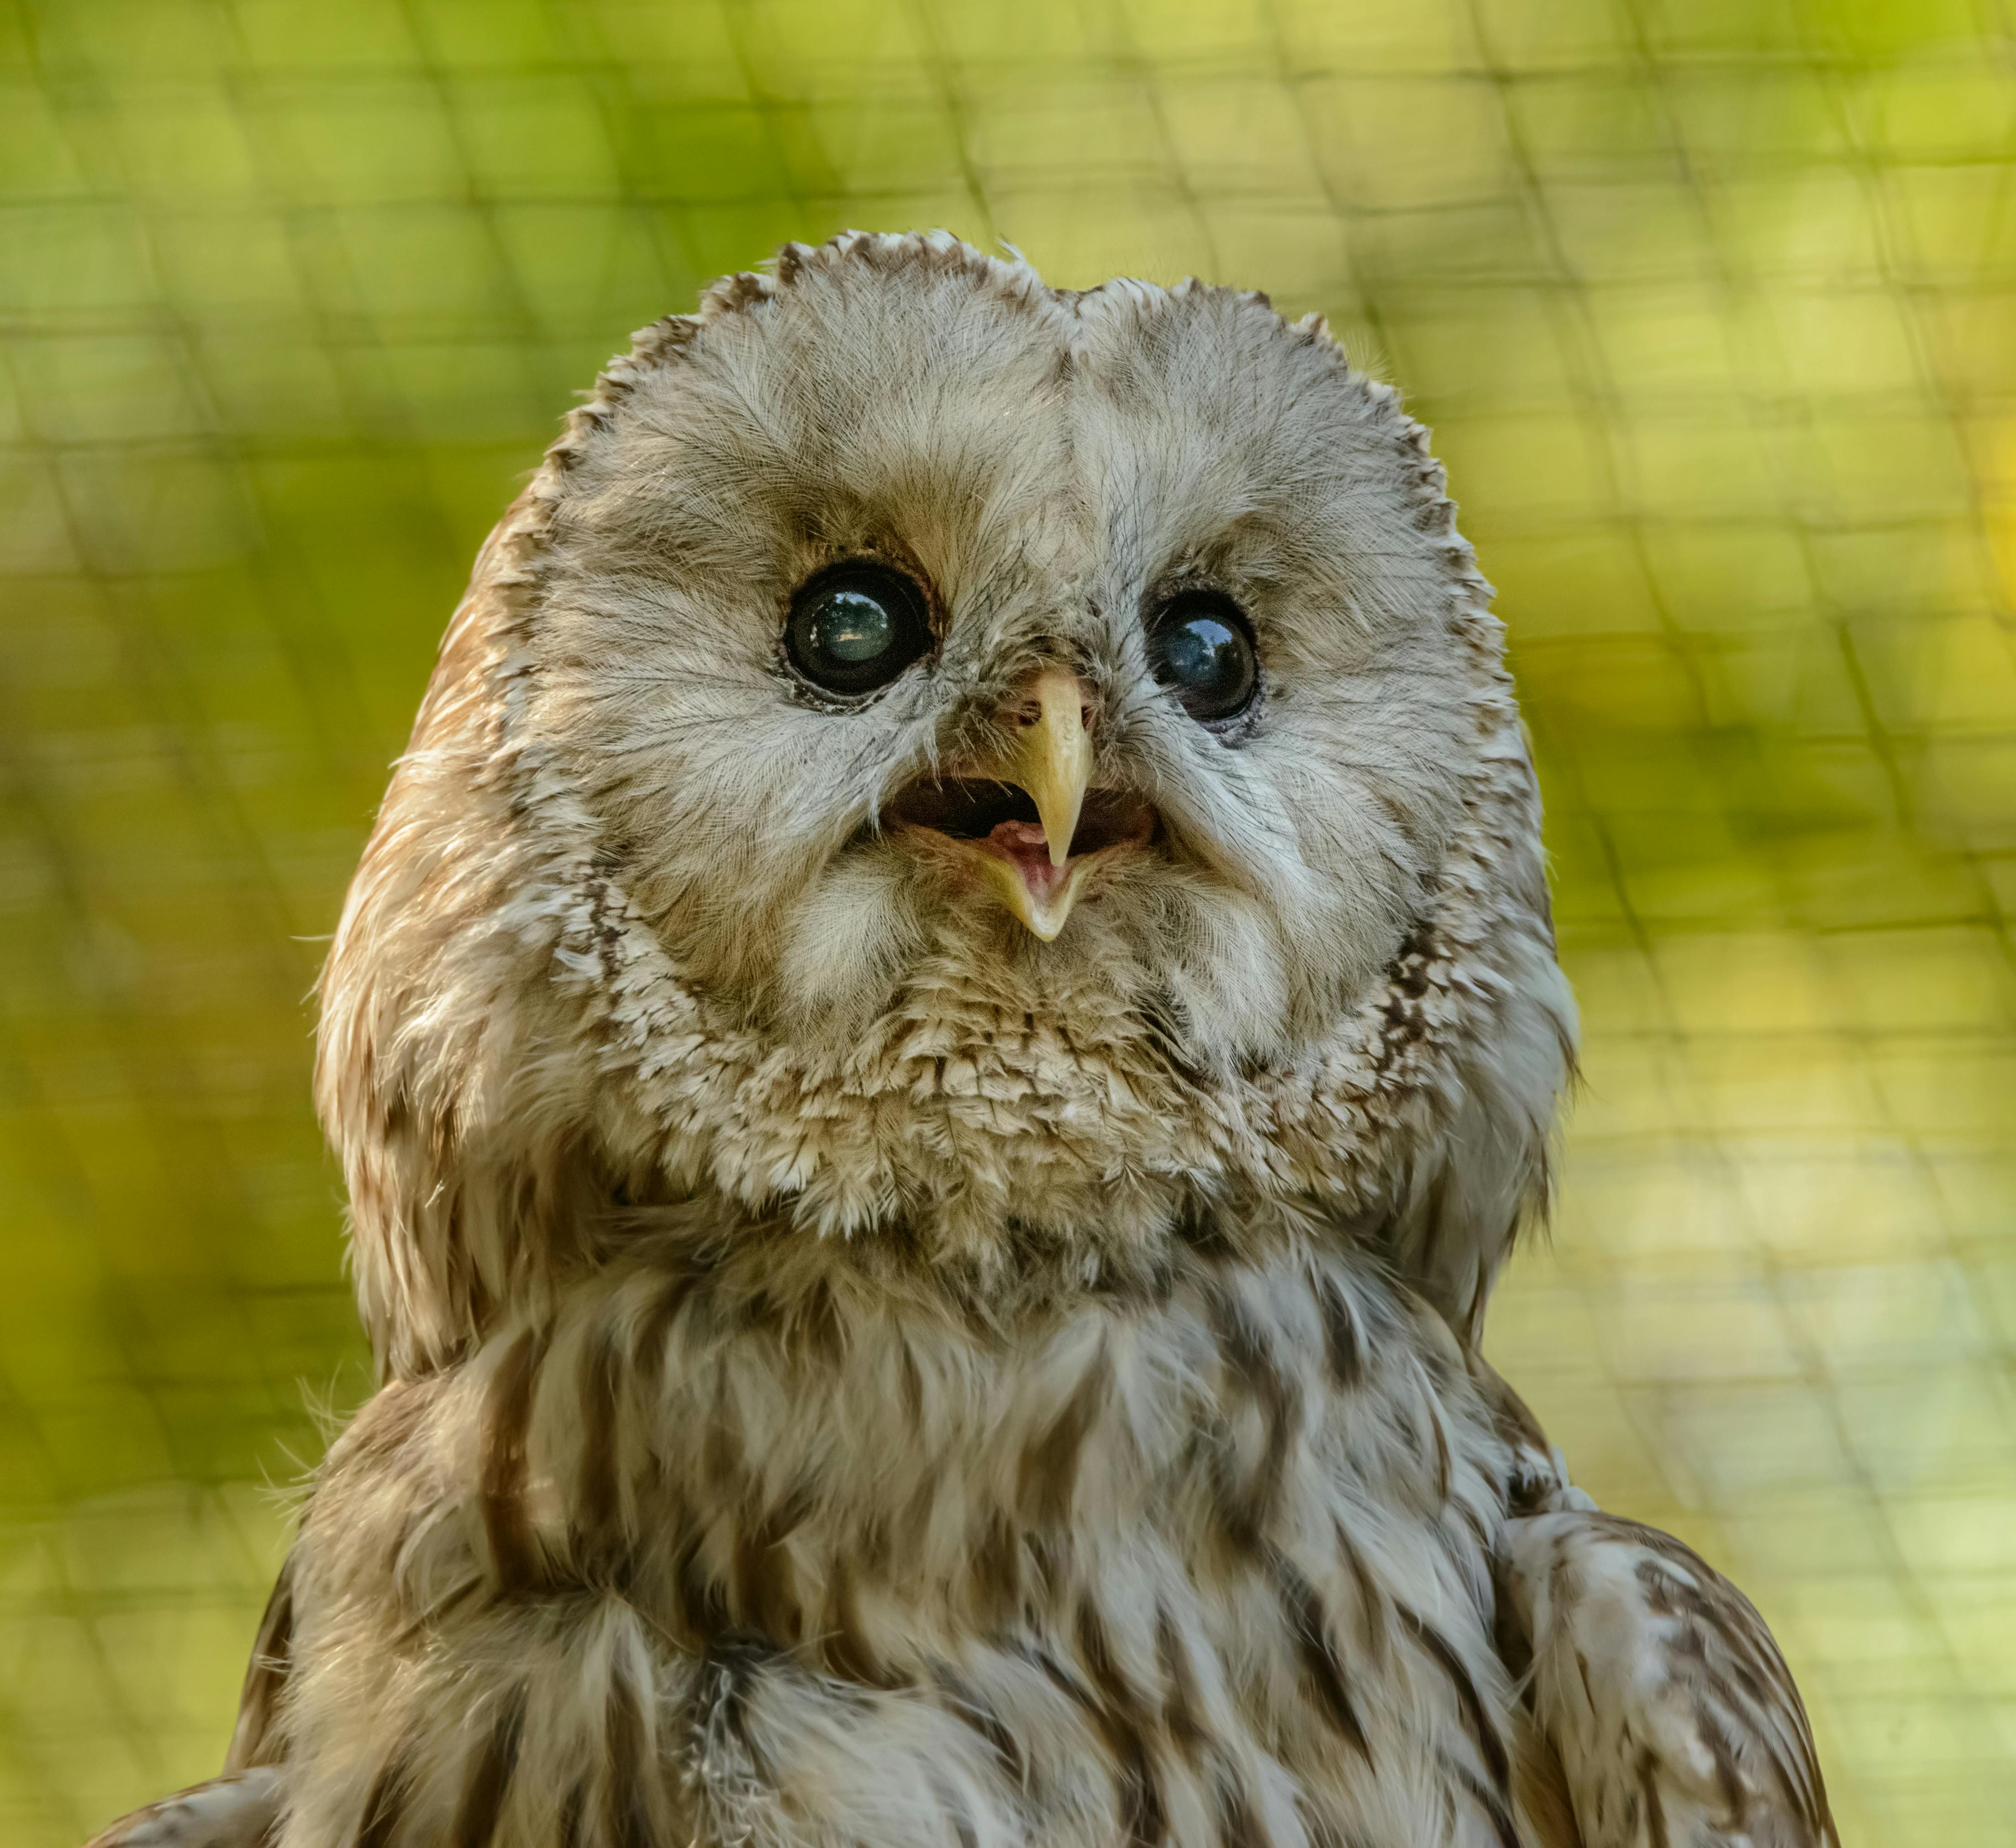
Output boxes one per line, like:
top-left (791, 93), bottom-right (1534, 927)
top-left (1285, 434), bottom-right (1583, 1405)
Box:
top-left (883, 777), bottom-right (1158, 939)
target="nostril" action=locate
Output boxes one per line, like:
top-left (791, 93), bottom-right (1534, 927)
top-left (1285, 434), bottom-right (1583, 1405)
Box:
top-left (1012, 699), bottom-right (1092, 730)
top-left (1004, 667), bottom-right (1095, 733)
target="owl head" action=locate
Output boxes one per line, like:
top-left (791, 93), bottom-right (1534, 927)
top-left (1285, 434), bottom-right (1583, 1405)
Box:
top-left (316, 233), bottom-right (1575, 1378)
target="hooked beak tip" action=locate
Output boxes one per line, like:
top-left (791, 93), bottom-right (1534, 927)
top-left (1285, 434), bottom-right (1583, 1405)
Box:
top-left (1003, 667), bottom-right (1093, 871)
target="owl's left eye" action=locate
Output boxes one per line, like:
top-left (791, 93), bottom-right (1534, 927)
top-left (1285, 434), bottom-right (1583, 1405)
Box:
top-left (1145, 590), bottom-right (1259, 724)
top-left (785, 563), bottom-right (933, 697)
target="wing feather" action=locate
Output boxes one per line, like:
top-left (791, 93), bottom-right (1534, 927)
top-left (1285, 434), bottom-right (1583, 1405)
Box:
top-left (222, 1553), bottom-right (293, 1774)
top-left (80, 1769), bottom-right (280, 1848)
top-left (1499, 1510), bottom-right (1837, 1848)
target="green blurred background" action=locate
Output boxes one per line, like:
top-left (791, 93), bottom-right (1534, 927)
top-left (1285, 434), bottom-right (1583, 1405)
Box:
top-left (2, 0), bottom-right (2013, 1839)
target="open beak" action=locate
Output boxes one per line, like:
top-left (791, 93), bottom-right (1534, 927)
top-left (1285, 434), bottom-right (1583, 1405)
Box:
top-left (969, 668), bottom-right (1096, 938)
top-left (882, 667), bottom-right (1154, 942)
top-left (1009, 667), bottom-right (1093, 871)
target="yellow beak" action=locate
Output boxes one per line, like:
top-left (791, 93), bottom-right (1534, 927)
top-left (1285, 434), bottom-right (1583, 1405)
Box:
top-left (972, 668), bottom-right (1095, 940)
top-left (1005, 668), bottom-right (1093, 870)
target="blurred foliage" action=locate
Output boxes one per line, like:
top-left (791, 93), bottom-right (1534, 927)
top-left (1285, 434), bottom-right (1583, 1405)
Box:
top-left (1, 0), bottom-right (2014, 1841)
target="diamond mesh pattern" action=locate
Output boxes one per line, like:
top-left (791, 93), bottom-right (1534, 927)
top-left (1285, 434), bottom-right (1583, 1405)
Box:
top-left (2, 2), bottom-right (2012, 1841)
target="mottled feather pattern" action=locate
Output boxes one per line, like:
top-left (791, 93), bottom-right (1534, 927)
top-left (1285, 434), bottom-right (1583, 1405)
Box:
top-left (1499, 1514), bottom-right (1838, 1848)
top-left (81, 1772), bottom-right (281, 1848)
top-left (79, 234), bottom-right (1831, 1848)
top-left (274, 1231), bottom-right (1532, 1847)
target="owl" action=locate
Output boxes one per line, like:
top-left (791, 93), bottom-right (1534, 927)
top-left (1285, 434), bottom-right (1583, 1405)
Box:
top-left (88, 233), bottom-right (1834, 1848)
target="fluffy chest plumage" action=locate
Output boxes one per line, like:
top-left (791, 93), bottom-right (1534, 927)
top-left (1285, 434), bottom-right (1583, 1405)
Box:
top-left (276, 1236), bottom-right (1532, 1848)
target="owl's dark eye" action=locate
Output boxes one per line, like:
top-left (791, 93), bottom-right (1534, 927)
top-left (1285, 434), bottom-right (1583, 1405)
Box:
top-left (785, 563), bottom-right (932, 696)
top-left (1145, 591), bottom-right (1259, 723)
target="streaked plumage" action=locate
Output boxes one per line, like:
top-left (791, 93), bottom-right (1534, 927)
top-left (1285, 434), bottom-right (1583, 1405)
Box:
top-left (1501, 1511), bottom-right (1836, 1846)
top-left (86, 232), bottom-right (1833, 1848)
top-left (81, 1771), bottom-right (279, 1848)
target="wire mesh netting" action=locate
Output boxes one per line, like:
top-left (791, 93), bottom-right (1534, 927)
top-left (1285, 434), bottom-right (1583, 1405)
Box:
top-left (1, 0), bottom-right (2013, 1841)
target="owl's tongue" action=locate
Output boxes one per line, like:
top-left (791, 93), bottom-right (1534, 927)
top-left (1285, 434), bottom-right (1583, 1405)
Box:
top-left (986, 818), bottom-right (1071, 900)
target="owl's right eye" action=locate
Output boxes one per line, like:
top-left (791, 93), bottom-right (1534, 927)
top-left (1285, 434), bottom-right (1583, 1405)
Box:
top-left (784, 563), bottom-right (933, 697)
